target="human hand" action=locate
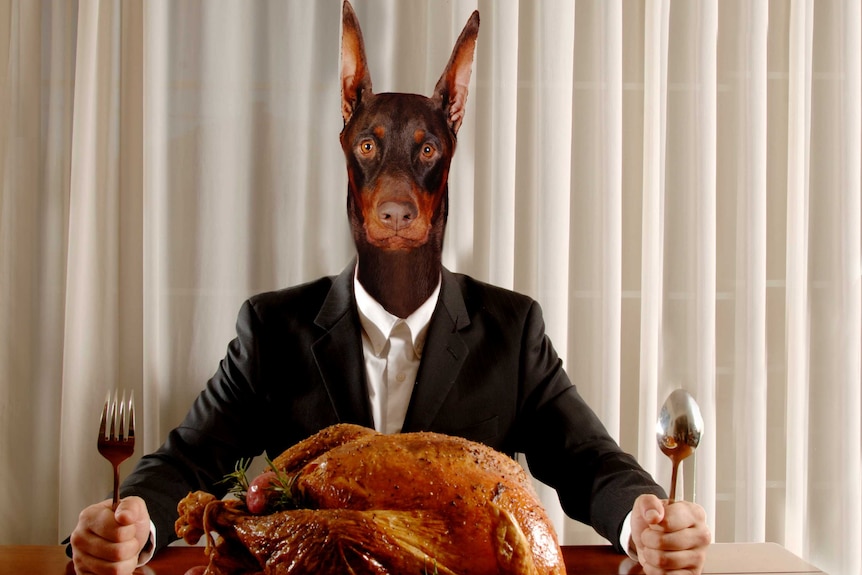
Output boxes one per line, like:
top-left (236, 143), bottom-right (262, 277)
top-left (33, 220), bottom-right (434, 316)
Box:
top-left (630, 493), bottom-right (711, 575)
top-left (70, 496), bottom-right (151, 575)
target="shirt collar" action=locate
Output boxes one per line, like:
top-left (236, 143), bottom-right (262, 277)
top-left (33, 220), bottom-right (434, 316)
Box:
top-left (354, 266), bottom-right (441, 357)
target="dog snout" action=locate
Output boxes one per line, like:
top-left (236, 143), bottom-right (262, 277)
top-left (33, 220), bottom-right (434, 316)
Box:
top-left (376, 201), bottom-right (418, 231)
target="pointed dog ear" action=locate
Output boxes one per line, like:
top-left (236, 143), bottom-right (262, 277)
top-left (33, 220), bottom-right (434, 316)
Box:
top-left (341, 1), bottom-right (373, 124)
top-left (433, 11), bottom-right (480, 135)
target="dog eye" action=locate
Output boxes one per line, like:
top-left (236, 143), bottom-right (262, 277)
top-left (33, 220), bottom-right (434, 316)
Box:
top-left (358, 139), bottom-right (376, 156)
top-left (420, 144), bottom-right (436, 159)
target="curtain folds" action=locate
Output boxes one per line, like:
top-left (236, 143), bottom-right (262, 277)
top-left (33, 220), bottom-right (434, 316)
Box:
top-left (783, 0), bottom-right (813, 555)
top-left (0, 2), bottom-right (859, 574)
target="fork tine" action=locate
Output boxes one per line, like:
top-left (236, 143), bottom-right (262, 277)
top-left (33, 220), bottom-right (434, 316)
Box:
top-left (119, 390), bottom-right (126, 440)
top-left (99, 392), bottom-right (109, 439)
top-left (109, 390), bottom-right (118, 440)
top-left (128, 391), bottom-right (135, 440)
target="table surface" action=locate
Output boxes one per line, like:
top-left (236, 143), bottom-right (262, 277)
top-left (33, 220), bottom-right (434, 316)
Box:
top-left (0, 542), bottom-right (825, 575)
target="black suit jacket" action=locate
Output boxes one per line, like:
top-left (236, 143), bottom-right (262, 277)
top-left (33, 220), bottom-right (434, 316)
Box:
top-left (122, 262), bottom-right (664, 553)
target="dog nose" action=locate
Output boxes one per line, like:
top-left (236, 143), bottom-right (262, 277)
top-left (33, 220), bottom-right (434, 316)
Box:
top-left (376, 201), bottom-right (418, 231)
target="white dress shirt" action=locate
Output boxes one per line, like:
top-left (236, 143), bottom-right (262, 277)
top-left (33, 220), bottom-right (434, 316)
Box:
top-left (353, 270), bottom-right (440, 434)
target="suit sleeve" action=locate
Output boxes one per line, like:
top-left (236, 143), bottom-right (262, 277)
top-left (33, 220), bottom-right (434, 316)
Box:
top-left (118, 299), bottom-right (272, 552)
top-left (514, 300), bottom-right (666, 553)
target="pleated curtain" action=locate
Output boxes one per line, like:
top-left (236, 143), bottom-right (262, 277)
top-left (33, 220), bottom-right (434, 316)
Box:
top-left (0, 2), bottom-right (858, 574)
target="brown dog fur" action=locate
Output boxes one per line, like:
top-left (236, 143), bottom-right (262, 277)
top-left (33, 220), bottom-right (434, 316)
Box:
top-left (339, 1), bottom-right (479, 318)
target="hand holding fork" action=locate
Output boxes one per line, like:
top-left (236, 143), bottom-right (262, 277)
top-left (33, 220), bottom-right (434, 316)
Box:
top-left (97, 390), bottom-right (136, 510)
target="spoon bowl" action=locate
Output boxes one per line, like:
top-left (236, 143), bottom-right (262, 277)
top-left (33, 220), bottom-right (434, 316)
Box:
top-left (656, 389), bottom-right (703, 502)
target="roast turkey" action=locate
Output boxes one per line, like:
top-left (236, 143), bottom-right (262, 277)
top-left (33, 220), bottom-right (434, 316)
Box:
top-left (175, 423), bottom-right (565, 575)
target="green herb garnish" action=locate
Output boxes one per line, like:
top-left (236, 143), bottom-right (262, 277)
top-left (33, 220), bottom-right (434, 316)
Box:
top-left (217, 457), bottom-right (252, 503)
top-left (262, 454), bottom-right (300, 510)
top-left (217, 455), bottom-right (300, 512)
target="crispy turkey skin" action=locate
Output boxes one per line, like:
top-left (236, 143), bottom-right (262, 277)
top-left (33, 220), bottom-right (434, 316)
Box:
top-left (176, 424), bottom-right (565, 575)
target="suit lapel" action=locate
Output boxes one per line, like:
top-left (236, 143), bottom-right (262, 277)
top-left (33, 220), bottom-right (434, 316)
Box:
top-left (402, 268), bottom-right (470, 432)
top-left (312, 261), bottom-right (374, 427)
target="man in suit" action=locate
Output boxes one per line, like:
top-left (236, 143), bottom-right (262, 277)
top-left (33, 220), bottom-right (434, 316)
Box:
top-left (70, 261), bottom-right (710, 575)
top-left (70, 3), bottom-right (710, 574)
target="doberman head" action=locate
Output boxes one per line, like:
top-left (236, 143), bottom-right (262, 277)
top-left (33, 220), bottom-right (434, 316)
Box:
top-left (339, 1), bottom-right (479, 318)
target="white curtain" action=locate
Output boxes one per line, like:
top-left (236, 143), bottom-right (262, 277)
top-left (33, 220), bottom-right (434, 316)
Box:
top-left (0, 1), bottom-right (859, 574)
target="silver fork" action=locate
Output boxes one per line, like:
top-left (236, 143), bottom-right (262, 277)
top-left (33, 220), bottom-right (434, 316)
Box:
top-left (97, 390), bottom-right (136, 510)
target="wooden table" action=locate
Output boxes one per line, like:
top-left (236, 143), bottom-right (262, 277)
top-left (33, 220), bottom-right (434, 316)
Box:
top-left (0, 542), bottom-right (825, 574)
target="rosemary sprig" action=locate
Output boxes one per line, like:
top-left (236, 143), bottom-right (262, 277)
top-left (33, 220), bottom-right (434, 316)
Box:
top-left (262, 454), bottom-right (299, 510)
top-left (217, 457), bottom-right (252, 503)
top-left (217, 455), bottom-right (299, 512)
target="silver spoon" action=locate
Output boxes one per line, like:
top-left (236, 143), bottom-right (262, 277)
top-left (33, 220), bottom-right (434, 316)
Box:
top-left (656, 389), bottom-right (703, 502)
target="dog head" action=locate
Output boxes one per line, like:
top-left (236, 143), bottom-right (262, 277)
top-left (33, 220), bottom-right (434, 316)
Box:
top-left (339, 1), bottom-right (479, 255)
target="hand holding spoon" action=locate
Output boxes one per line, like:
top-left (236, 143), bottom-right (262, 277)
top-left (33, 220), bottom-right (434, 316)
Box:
top-left (656, 389), bottom-right (703, 502)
